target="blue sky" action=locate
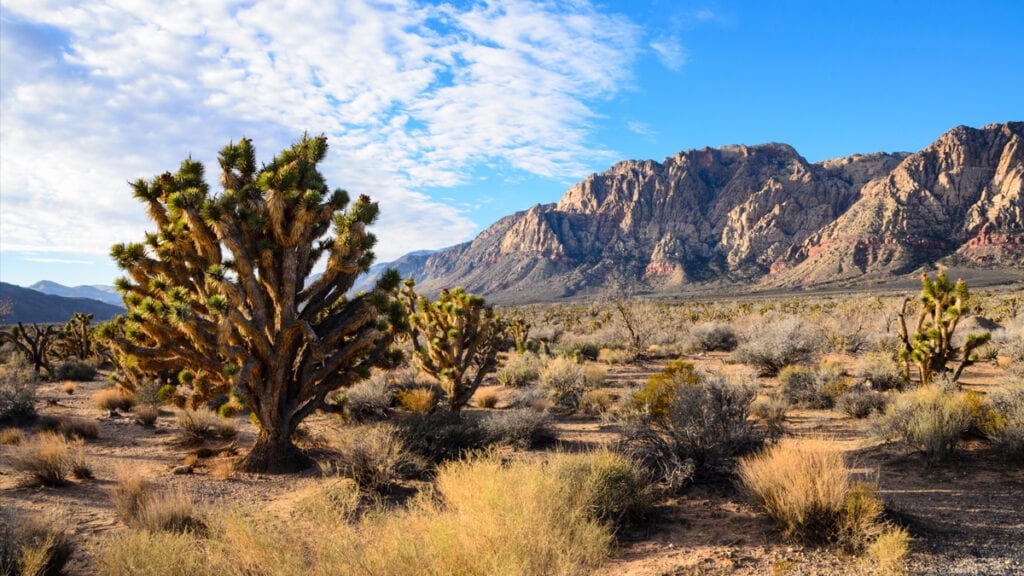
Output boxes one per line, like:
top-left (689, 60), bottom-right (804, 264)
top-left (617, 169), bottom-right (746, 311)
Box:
top-left (1, 0), bottom-right (1021, 288)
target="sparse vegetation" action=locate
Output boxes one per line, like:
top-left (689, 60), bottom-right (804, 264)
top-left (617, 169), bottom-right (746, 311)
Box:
top-left (93, 387), bottom-right (135, 413)
top-left (53, 359), bottom-right (98, 381)
top-left (175, 408), bottom-right (237, 445)
top-left (836, 387), bottom-right (887, 419)
top-left (326, 424), bottom-right (421, 494)
top-left (495, 351), bottom-right (543, 387)
top-left (0, 514), bottom-right (74, 576)
top-left (481, 408), bottom-right (555, 448)
top-left (734, 316), bottom-right (818, 376)
top-left (110, 468), bottom-right (204, 533)
top-left (779, 362), bottom-right (848, 409)
top-left (133, 404), bottom-right (160, 427)
top-left (983, 378), bottom-right (1024, 460)
top-left (872, 383), bottom-right (973, 461)
top-left (689, 322), bottom-right (739, 352)
top-left (0, 354), bottom-right (38, 424)
top-left (10, 431), bottom-right (90, 486)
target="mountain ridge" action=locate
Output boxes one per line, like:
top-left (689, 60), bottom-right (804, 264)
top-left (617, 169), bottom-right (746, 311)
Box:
top-left (384, 122), bottom-right (1024, 303)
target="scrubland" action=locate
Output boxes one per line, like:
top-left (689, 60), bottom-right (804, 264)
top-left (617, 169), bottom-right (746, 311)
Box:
top-left (2, 288), bottom-right (1023, 575)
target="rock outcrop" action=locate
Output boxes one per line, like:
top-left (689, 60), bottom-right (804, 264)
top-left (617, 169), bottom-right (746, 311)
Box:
top-left (392, 122), bottom-right (1023, 303)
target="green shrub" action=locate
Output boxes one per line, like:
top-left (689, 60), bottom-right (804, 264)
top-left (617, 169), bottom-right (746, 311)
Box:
top-left (983, 379), bottom-right (1024, 460)
top-left (619, 371), bottom-right (761, 490)
top-left (554, 450), bottom-right (651, 531)
top-left (395, 388), bottom-right (436, 413)
top-left (495, 352), bottom-right (542, 387)
top-left (540, 356), bottom-right (588, 412)
top-left (779, 362), bottom-right (848, 409)
top-left (580, 389), bottom-right (614, 416)
top-left (871, 384), bottom-right (973, 461)
top-left (631, 359), bottom-right (699, 423)
top-left (855, 352), bottom-right (906, 391)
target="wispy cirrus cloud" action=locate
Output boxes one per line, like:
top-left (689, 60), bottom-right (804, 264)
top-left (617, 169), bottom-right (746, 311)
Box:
top-left (0, 0), bottom-right (642, 263)
top-left (650, 36), bottom-right (689, 71)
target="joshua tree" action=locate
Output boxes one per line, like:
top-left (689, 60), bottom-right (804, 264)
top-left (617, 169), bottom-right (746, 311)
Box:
top-left (1, 322), bottom-right (61, 375)
top-left (99, 135), bottom-right (403, 473)
top-left (400, 280), bottom-right (501, 412)
top-left (897, 269), bottom-right (991, 385)
top-left (55, 312), bottom-right (96, 361)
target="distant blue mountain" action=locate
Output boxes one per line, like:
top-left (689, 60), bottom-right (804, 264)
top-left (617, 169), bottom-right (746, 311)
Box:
top-left (0, 282), bottom-right (124, 324)
top-left (29, 280), bottom-right (124, 307)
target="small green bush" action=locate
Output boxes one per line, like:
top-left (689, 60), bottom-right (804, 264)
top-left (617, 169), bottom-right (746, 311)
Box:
top-left (983, 379), bottom-right (1024, 460)
top-left (494, 352), bottom-right (542, 387)
top-left (631, 359), bottom-right (699, 423)
top-left (855, 352), bottom-right (906, 391)
top-left (540, 356), bottom-right (588, 412)
top-left (554, 450), bottom-right (651, 531)
top-left (779, 362), bottom-right (848, 409)
top-left (872, 384), bottom-right (973, 461)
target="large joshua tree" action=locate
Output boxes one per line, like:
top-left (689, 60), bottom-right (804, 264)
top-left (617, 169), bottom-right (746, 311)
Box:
top-left (100, 135), bottom-right (403, 473)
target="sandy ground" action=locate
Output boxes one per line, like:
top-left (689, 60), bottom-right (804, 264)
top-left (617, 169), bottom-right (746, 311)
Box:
top-left (2, 353), bottom-right (1023, 575)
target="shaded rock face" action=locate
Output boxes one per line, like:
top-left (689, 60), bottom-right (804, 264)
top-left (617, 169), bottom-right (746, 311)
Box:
top-left (405, 122), bottom-right (1022, 302)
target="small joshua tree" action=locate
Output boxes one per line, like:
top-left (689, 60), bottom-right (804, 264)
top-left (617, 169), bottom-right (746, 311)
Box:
top-left (55, 312), bottom-right (96, 361)
top-left (400, 280), bottom-right (502, 413)
top-left (98, 135), bottom-right (403, 473)
top-left (897, 268), bottom-right (991, 385)
top-left (1, 323), bottom-right (60, 376)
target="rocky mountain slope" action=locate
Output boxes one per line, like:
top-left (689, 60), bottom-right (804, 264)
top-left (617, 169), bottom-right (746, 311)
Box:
top-left (29, 281), bottom-right (124, 307)
top-left (391, 122), bottom-right (1024, 302)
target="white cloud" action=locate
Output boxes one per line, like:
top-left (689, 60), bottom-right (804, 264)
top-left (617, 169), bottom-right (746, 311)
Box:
top-left (0, 0), bottom-right (642, 263)
top-left (23, 257), bottom-right (96, 265)
top-left (650, 36), bottom-right (689, 71)
top-left (627, 121), bottom-right (657, 136)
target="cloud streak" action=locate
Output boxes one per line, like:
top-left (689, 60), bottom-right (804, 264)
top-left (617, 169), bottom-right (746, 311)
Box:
top-left (0, 0), bottom-right (642, 263)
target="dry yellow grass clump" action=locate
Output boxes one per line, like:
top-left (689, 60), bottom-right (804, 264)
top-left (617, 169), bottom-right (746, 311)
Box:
top-left (97, 450), bottom-right (636, 576)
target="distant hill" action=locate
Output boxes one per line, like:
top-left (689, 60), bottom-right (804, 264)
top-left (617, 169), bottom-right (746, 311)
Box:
top-left (0, 282), bottom-right (124, 325)
top-left (378, 122), bottom-right (1023, 303)
top-left (349, 250), bottom-right (436, 295)
top-left (29, 280), bottom-right (124, 307)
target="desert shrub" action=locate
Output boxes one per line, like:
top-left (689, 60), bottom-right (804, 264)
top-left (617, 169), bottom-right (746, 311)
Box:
top-left (983, 379), bottom-right (1024, 460)
top-left (481, 408), bottom-right (555, 449)
top-left (734, 316), bottom-right (818, 376)
top-left (397, 411), bottom-right (488, 465)
top-left (340, 374), bottom-right (393, 422)
top-left (328, 424), bottom-right (422, 494)
top-left (553, 450), bottom-right (651, 531)
top-left (10, 431), bottom-right (90, 486)
top-left (871, 384), bottom-right (973, 461)
top-left (495, 351), bottom-right (542, 387)
top-left (294, 477), bottom-right (361, 524)
top-left (99, 450), bottom-right (618, 576)
top-left (93, 387), bottom-right (136, 413)
top-left (475, 390), bottom-right (499, 409)
top-left (62, 381), bottom-right (76, 395)
top-left (631, 359), bottom-right (700, 423)
top-left (868, 526), bottom-right (911, 574)
top-left (58, 416), bottom-right (99, 440)
top-left (395, 388), bottom-right (436, 413)
top-left (1, 427), bottom-right (23, 445)
top-left (751, 396), bottom-right (788, 441)
top-left (0, 355), bottom-right (38, 424)
top-left (541, 356), bottom-right (589, 412)
top-left (779, 362), bottom-right (848, 409)
top-left (597, 347), bottom-right (632, 365)
top-left (837, 387), bottom-right (887, 419)
top-left (689, 322), bottom-right (739, 352)
top-left (110, 469), bottom-right (204, 533)
top-left (855, 351), bottom-right (906, 391)
top-left (553, 340), bottom-right (601, 362)
top-left (619, 371), bottom-right (761, 489)
top-left (738, 440), bottom-right (884, 548)
top-left (580, 389), bottom-right (614, 416)
top-left (175, 409), bottom-right (237, 445)
top-left (53, 359), bottom-right (98, 381)
top-left (0, 514), bottom-right (74, 576)
top-left (133, 404), bottom-right (160, 427)
top-left (157, 384), bottom-right (177, 404)
top-left (508, 385), bottom-right (550, 411)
